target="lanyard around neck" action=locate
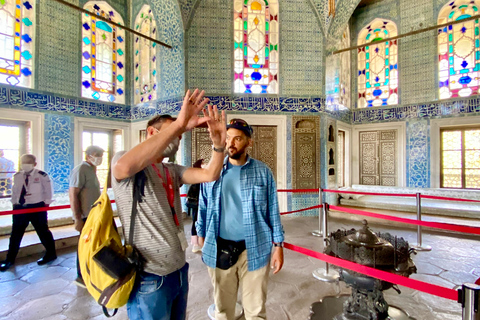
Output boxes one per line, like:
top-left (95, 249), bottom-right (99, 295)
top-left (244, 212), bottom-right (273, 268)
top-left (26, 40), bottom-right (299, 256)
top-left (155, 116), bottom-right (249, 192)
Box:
top-left (151, 163), bottom-right (179, 227)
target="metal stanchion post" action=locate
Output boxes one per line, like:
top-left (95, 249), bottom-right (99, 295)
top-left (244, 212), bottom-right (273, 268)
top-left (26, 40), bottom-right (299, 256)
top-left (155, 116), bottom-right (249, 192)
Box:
top-left (459, 283), bottom-right (480, 320)
top-left (312, 203), bottom-right (339, 282)
top-left (312, 188), bottom-right (323, 237)
top-left (412, 193), bottom-right (432, 252)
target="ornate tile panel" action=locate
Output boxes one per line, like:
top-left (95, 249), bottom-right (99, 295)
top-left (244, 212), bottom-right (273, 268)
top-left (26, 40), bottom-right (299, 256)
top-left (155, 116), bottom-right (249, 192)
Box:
top-left (178, 0), bottom-right (198, 28)
top-left (280, 0), bottom-right (324, 96)
top-left (292, 115), bottom-right (320, 190)
top-left (0, 86), bottom-right (131, 120)
top-left (44, 114), bottom-right (74, 193)
top-left (327, 0), bottom-right (361, 38)
top-left (150, 0), bottom-right (185, 100)
top-left (37, 0), bottom-right (80, 97)
top-left (186, 0), bottom-right (233, 94)
top-left (406, 119), bottom-right (430, 188)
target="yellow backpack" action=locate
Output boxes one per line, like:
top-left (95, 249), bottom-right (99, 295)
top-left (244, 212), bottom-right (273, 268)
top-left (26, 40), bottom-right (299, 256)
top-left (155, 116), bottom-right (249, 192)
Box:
top-left (78, 172), bottom-right (145, 317)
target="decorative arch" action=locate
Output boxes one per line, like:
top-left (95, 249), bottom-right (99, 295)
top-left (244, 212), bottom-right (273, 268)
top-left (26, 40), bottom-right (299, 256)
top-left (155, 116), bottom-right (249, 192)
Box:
top-left (233, 0), bottom-right (279, 94)
top-left (0, 0), bottom-right (35, 88)
top-left (134, 5), bottom-right (157, 104)
top-left (357, 18), bottom-right (398, 108)
top-left (438, 0), bottom-right (480, 99)
top-left (81, 1), bottom-right (125, 104)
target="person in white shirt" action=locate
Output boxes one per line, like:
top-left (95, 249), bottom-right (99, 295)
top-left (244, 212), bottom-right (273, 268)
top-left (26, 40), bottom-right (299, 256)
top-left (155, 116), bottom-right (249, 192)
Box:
top-left (0, 154), bottom-right (56, 272)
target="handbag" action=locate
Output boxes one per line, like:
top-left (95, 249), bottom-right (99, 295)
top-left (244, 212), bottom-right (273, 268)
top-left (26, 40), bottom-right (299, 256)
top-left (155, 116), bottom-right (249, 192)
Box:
top-left (216, 237), bottom-right (246, 270)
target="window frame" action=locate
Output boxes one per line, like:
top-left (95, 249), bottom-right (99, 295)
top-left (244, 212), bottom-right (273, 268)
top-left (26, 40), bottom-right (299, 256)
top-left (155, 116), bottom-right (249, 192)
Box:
top-left (440, 125), bottom-right (480, 189)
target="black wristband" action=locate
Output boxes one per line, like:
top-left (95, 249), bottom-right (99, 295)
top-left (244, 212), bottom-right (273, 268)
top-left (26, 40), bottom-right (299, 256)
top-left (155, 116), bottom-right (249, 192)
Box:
top-left (273, 242), bottom-right (283, 248)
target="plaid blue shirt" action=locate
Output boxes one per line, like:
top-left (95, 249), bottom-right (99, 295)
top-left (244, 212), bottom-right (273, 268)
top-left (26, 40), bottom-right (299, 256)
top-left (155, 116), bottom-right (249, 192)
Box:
top-left (196, 156), bottom-right (284, 271)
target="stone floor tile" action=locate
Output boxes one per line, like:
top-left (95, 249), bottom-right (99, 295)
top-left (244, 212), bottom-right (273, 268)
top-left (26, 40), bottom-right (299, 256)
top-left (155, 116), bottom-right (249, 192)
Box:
top-left (0, 295), bottom-right (24, 317)
top-left (61, 294), bottom-right (104, 320)
top-left (14, 278), bottom-right (70, 301)
top-left (0, 279), bottom-right (29, 298)
top-left (410, 273), bottom-right (456, 288)
top-left (438, 270), bottom-right (478, 286)
top-left (20, 266), bottom-right (70, 284)
top-left (414, 261), bottom-right (444, 275)
top-left (6, 293), bottom-right (73, 320)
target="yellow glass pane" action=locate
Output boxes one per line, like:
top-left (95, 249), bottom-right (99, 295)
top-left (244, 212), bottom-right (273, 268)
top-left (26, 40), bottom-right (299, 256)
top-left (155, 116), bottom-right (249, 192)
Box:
top-left (465, 150), bottom-right (480, 168)
top-left (251, 1), bottom-right (262, 11)
top-left (465, 169), bottom-right (480, 189)
top-left (465, 129), bottom-right (480, 149)
top-left (442, 131), bottom-right (461, 150)
top-left (442, 168), bottom-right (462, 188)
top-left (443, 150), bottom-right (462, 168)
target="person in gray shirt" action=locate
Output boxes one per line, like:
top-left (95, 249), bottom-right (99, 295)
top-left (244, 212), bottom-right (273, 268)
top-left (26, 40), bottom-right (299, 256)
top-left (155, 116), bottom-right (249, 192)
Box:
top-left (112, 89), bottom-right (226, 320)
top-left (69, 145), bottom-right (104, 287)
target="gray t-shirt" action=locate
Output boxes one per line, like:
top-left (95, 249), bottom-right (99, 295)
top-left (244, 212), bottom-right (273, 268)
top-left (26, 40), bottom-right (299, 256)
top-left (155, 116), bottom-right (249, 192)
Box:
top-left (69, 161), bottom-right (101, 219)
top-left (111, 151), bottom-right (188, 277)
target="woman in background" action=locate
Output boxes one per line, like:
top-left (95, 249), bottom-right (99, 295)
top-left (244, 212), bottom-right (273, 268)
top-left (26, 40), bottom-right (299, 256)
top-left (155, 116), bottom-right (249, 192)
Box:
top-left (187, 159), bottom-right (203, 252)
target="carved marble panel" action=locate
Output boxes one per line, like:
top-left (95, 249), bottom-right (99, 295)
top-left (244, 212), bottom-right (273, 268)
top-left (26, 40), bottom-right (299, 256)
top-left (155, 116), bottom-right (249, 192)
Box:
top-left (292, 116), bottom-right (320, 189)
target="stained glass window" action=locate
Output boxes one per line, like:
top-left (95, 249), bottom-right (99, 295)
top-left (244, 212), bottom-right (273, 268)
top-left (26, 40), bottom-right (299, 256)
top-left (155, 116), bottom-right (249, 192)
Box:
top-left (233, 0), bottom-right (279, 94)
top-left (326, 27), bottom-right (351, 109)
top-left (357, 19), bottom-right (398, 108)
top-left (441, 127), bottom-right (480, 189)
top-left (81, 2), bottom-right (125, 104)
top-left (438, 0), bottom-right (480, 99)
top-left (134, 5), bottom-right (157, 104)
top-left (0, 0), bottom-right (35, 88)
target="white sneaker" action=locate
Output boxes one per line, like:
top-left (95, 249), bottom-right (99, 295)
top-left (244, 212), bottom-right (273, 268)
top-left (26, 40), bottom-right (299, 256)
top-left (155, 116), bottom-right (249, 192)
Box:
top-left (192, 245), bottom-right (202, 253)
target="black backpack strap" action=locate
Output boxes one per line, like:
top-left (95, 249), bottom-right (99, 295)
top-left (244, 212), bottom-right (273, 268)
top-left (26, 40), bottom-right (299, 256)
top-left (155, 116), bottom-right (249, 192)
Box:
top-left (128, 170), bottom-right (146, 246)
top-left (102, 306), bottom-right (118, 318)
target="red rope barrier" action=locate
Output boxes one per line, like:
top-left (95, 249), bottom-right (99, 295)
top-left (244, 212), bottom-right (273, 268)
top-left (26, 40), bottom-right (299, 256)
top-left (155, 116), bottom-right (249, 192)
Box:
top-left (280, 204), bottom-right (322, 215)
top-left (323, 189), bottom-right (417, 198)
top-left (323, 189), bottom-right (480, 203)
top-left (329, 205), bottom-right (480, 236)
top-left (284, 242), bottom-right (458, 301)
top-left (0, 200), bottom-right (116, 216)
top-left (277, 189), bottom-right (319, 193)
top-left (421, 194), bottom-right (480, 203)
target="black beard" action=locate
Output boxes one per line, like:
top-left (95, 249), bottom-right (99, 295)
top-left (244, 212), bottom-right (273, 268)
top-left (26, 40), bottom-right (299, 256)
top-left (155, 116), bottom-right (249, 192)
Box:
top-left (228, 148), bottom-right (245, 160)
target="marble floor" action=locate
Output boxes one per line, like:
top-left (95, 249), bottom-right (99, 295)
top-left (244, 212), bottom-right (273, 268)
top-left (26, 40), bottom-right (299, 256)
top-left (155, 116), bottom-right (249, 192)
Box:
top-left (0, 207), bottom-right (479, 320)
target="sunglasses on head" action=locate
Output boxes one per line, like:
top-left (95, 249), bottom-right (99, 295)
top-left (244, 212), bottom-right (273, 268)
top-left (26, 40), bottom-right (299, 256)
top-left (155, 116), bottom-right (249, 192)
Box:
top-left (229, 119), bottom-right (249, 127)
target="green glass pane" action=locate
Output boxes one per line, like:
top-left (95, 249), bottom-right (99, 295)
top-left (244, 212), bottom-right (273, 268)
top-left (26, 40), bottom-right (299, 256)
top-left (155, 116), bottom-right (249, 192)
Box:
top-left (244, 21), bottom-right (247, 30)
top-left (0, 0), bottom-right (5, 5)
top-left (385, 48), bottom-right (389, 56)
top-left (386, 68), bottom-right (389, 76)
top-left (265, 47), bottom-right (269, 57)
top-left (460, 69), bottom-right (470, 73)
top-left (449, 11), bottom-right (455, 19)
top-left (275, 44), bottom-right (277, 50)
top-left (474, 6), bottom-right (479, 12)
top-left (476, 39), bottom-right (480, 48)
top-left (477, 51), bottom-right (480, 60)
top-left (366, 53), bottom-right (369, 60)
top-left (374, 83), bottom-right (381, 87)
top-left (449, 34), bottom-right (453, 42)
top-left (244, 0), bottom-right (248, 4)
top-left (385, 58), bottom-right (389, 66)
top-left (449, 45), bottom-right (453, 53)
top-left (152, 43), bottom-right (156, 48)
top-left (366, 62), bottom-right (370, 70)
top-left (117, 49), bottom-right (124, 56)
top-left (450, 67), bottom-right (455, 75)
top-left (234, 42), bottom-right (239, 49)
top-left (476, 27), bottom-right (479, 36)
top-left (474, 63), bottom-right (480, 71)
top-left (270, 44), bottom-right (273, 51)
top-left (244, 46), bottom-right (248, 56)
top-left (366, 83), bottom-right (371, 88)
top-left (366, 72), bottom-right (370, 79)
top-left (266, 22), bottom-right (269, 31)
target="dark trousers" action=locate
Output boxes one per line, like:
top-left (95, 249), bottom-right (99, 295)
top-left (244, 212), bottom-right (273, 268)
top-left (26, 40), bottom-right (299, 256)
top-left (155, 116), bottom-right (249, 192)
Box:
top-left (7, 202), bottom-right (56, 262)
top-left (76, 217), bottom-right (88, 279)
top-left (188, 207), bottom-right (198, 236)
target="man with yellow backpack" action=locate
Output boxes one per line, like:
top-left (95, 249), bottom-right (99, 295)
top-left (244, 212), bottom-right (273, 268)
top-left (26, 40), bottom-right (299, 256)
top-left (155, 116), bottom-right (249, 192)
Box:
top-left (111, 89), bottom-right (227, 320)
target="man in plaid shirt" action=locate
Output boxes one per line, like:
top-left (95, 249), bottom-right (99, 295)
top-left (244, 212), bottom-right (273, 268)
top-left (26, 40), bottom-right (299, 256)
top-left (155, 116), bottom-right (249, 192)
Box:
top-left (197, 118), bottom-right (284, 320)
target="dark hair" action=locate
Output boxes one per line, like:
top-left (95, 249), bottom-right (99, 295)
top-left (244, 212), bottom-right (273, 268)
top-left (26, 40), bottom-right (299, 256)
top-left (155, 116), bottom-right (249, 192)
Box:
top-left (192, 159), bottom-right (203, 168)
top-left (147, 114), bottom-right (176, 130)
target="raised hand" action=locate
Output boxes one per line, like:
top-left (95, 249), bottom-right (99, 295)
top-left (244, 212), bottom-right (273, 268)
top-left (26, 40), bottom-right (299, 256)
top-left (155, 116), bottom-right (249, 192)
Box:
top-left (176, 89), bottom-right (211, 131)
top-left (203, 105), bottom-right (226, 148)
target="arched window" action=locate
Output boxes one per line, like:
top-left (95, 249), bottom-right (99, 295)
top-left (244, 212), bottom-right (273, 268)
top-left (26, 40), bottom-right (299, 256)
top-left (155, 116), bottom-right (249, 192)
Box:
top-left (0, 0), bottom-right (35, 88)
top-left (134, 5), bottom-right (157, 104)
top-left (233, 0), bottom-right (279, 94)
top-left (81, 2), bottom-right (125, 104)
top-left (438, 0), bottom-right (480, 99)
top-left (357, 19), bottom-right (398, 108)
top-left (326, 27), bottom-right (351, 109)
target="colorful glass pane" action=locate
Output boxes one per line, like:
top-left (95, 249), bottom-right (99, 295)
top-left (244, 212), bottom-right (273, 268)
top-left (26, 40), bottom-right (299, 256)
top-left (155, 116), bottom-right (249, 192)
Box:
top-left (357, 19), bottom-right (398, 108)
top-left (326, 28), bottom-right (351, 109)
top-left (134, 5), bottom-right (157, 104)
top-left (0, 0), bottom-right (35, 88)
top-left (438, 0), bottom-right (480, 100)
top-left (233, 0), bottom-right (278, 94)
top-left (441, 129), bottom-right (480, 189)
top-left (81, 2), bottom-right (125, 104)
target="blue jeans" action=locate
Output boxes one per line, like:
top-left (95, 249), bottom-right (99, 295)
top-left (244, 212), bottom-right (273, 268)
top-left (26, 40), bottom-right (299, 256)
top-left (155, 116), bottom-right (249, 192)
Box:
top-left (127, 263), bottom-right (189, 320)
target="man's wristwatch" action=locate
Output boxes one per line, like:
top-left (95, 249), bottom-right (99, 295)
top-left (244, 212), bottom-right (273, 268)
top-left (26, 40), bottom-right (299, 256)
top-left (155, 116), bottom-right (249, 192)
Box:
top-left (273, 242), bottom-right (283, 248)
top-left (212, 145), bottom-right (226, 153)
